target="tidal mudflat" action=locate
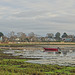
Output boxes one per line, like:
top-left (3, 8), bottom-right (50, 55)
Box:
top-left (3, 47), bottom-right (75, 66)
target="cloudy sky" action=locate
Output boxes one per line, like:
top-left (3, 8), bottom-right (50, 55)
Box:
top-left (0, 0), bottom-right (75, 36)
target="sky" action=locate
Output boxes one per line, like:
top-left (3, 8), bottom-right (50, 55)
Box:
top-left (0, 0), bottom-right (75, 36)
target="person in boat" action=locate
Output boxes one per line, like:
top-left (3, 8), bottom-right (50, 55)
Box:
top-left (57, 47), bottom-right (61, 50)
top-left (57, 47), bottom-right (61, 54)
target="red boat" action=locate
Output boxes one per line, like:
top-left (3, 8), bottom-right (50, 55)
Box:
top-left (43, 48), bottom-right (58, 52)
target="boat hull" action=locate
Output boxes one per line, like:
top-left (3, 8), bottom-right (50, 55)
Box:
top-left (43, 48), bottom-right (58, 52)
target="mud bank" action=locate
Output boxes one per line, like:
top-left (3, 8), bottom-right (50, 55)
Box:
top-left (26, 57), bottom-right (75, 66)
top-left (1, 45), bottom-right (75, 52)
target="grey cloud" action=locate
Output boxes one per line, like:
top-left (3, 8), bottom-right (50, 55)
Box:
top-left (12, 10), bottom-right (49, 18)
top-left (0, 0), bottom-right (75, 35)
top-left (36, 14), bottom-right (75, 24)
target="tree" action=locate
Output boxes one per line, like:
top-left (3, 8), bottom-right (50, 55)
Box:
top-left (17, 32), bottom-right (26, 42)
top-left (8, 31), bottom-right (16, 42)
top-left (0, 32), bottom-right (4, 37)
top-left (46, 33), bottom-right (54, 38)
top-left (55, 32), bottom-right (61, 41)
top-left (28, 32), bottom-right (35, 38)
top-left (68, 35), bottom-right (74, 42)
top-left (2, 36), bottom-right (8, 42)
top-left (28, 32), bottom-right (38, 42)
top-left (8, 31), bottom-right (15, 38)
top-left (62, 32), bottom-right (68, 38)
top-left (41, 37), bottom-right (45, 42)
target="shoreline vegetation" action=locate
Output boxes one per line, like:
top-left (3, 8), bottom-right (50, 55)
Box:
top-left (1, 42), bottom-right (75, 47)
top-left (1, 42), bottom-right (75, 45)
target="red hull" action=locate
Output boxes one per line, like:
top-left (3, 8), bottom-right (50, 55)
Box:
top-left (43, 48), bottom-right (58, 52)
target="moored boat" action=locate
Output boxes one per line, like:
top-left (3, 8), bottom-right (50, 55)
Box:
top-left (43, 48), bottom-right (58, 52)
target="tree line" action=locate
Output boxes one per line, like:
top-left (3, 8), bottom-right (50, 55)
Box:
top-left (0, 31), bottom-right (75, 42)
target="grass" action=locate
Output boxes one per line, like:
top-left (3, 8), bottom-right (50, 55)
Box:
top-left (0, 43), bottom-right (36, 47)
top-left (0, 59), bottom-right (75, 75)
top-left (0, 58), bottom-right (75, 75)
top-left (0, 42), bottom-right (75, 47)
top-left (3, 59), bottom-right (28, 62)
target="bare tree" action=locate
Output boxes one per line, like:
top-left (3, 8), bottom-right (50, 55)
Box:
top-left (28, 32), bottom-right (35, 38)
top-left (46, 33), bottom-right (54, 38)
top-left (17, 32), bottom-right (26, 42)
top-left (8, 31), bottom-right (15, 38)
top-left (28, 32), bottom-right (38, 42)
top-left (8, 31), bottom-right (16, 42)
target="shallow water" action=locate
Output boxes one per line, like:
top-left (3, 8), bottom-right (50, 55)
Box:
top-left (3, 49), bottom-right (75, 66)
top-left (3, 49), bottom-right (75, 58)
